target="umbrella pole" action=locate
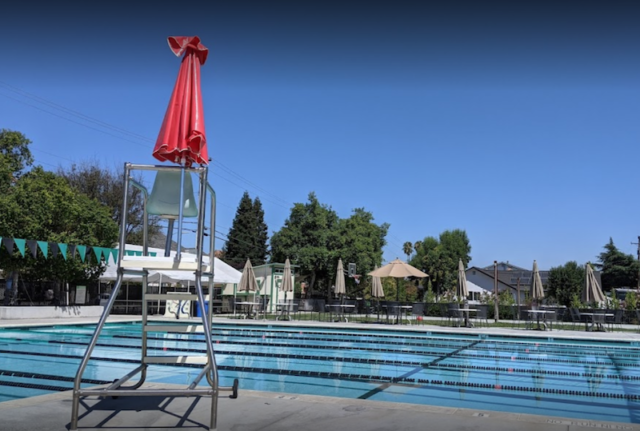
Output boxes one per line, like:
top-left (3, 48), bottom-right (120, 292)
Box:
top-left (175, 162), bottom-right (187, 263)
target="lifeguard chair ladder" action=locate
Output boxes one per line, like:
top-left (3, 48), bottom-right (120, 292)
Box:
top-left (70, 163), bottom-right (238, 431)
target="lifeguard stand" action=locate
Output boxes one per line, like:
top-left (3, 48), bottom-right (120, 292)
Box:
top-left (70, 163), bottom-right (237, 431)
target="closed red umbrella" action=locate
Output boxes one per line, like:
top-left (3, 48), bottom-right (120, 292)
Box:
top-left (153, 36), bottom-right (209, 167)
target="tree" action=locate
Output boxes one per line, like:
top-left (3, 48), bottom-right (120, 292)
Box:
top-left (545, 261), bottom-right (584, 307)
top-left (223, 192), bottom-right (269, 268)
top-left (0, 129), bottom-right (33, 193)
top-left (335, 208), bottom-right (388, 297)
top-left (57, 160), bottom-right (160, 245)
top-left (596, 238), bottom-right (639, 291)
top-left (410, 229), bottom-right (471, 298)
top-left (270, 193), bottom-right (340, 296)
top-left (403, 242), bottom-right (413, 261)
top-left (0, 167), bottom-right (119, 297)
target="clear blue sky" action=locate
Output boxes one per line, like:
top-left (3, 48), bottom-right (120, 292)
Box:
top-left (2, 1), bottom-right (639, 270)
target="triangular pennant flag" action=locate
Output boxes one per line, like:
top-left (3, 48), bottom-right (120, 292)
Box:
top-left (50, 242), bottom-right (59, 259)
top-left (58, 243), bottom-right (68, 260)
top-left (14, 238), bottom-right (26, 257)
top-left (125, 250), bottom-right (135, 256)
top-left (27, 240), bottom-right (38, 258)
top-left (93, 247), bottom-right (103, 262)
top-left (110, 248), bottom-right (119, 263)
top-left (68, 244), bottom-right (76, 259)
top-left (3, 237), bottom-right (15, 254)
top-left (37, 241), bottom-right (48, 258)
top-left (150, 252), bottom-right (157, 257)
top-left (76, 245), bottom-right (87, 262)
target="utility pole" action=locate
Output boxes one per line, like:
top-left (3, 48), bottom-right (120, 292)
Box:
top-left (633, 236), bottom-right (640, 294)
top-left (494, 261), bottom-right (499, 322)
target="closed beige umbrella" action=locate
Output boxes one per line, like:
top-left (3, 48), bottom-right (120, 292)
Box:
top-left (371, 266), bottom-right (384, 298)
top-left (529, 260), bottom-right (545, 305)
top-left (334, 259), bottom-right (346, 297)
top-left (457, 259), bottom-right (469, 301)
top-left (370, 265), bottom-right (385, 322)
top-left (237, 258), bottom-right (259, 317)
top-left (583, 262), bottom-right (605, 305)
top-left (369, 258), bottom-right (428, 301)
top-left (282, 258), bottom-right (293, 301)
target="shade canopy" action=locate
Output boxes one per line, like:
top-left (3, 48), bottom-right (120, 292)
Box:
top-left (583, 263), bottom-right (606, 304)
top-left (529, 260), bottom-right (545, 302)
top-left (100, 244), bottom-right (241, 284)
top-left (457, 258), bottom-right (469, 299)
top-left (368, 259), bottom-right (428, 279)
top-left (370, 265), bottom-right (384, 298)
top-left (334, 259), bottom-right (346, 296)
top-left (153, 36), bottom-right (209, 167)
top-left (238, 258), bottom-right (258, 293)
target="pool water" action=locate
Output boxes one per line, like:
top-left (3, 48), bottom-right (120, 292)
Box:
top-left (1, 322), bottom-right (639, 423)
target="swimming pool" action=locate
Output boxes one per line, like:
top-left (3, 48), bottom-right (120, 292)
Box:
top-left (1, 322), bottom-right (639, 424)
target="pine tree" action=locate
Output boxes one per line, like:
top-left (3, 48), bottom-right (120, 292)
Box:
top-left (223, 192), bottom-right (269, 269)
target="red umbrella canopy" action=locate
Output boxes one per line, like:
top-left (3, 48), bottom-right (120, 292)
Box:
top-left (153, 36), bottom-right (209, 167)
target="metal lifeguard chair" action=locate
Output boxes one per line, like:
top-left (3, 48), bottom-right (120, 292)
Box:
top-left (71, 35), bottom-right (237, 430)
top-left (70, 163), bottom-right (238, 430)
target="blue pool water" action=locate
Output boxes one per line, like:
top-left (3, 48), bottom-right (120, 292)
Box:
top-left (1, 322), bottom-right (639, 423)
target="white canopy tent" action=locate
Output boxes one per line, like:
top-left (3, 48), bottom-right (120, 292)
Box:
top-left (100, 244), bottom-right (241, 285)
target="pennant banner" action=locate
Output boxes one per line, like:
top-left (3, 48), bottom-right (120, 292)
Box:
top-left (50, 242), bottom-right (59, 259)
top-left (14, 238), bottom-right (26, 257)
top-left (37, 241), bottom-right (49, 258)
top-left (77, 245), bottom-right (87, 262)
top-left (3, 237), bottom-right (15, 254)
top-left (0, 236), bottom-right (133, 266)
top-left (58, 243), bottom-right (68, 260)
top-left (27, 240), bottom-right (38, 258)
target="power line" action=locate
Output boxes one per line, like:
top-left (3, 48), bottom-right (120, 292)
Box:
top-left (0, 82), bottom-right (294, 209)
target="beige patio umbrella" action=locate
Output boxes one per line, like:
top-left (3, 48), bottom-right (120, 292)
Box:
top-left (371, 266), bottom-right (384, 299)
top-left (369, 258), bottom-right (428, 301)
top-left (282, 258), bottom-right (293, 301)
top-left (529, 260), bottom-right (545, 306)
top-left (457, 259), bottom-right (469, 301)
top-left (583, 262), bottom-right (605, 305)
top-left (370, 265), bottom-right (385, 321)
top-left (237, 258), bottom-right (259, 317)
top-left (334, 258), bottom-right (346, 298)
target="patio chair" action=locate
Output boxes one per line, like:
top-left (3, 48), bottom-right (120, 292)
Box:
top-left (384, 301), bottom-right (400, 324)
top-left (255, 296), bottom-right (270, 320)
top-left (297, 299), bottom-right (315, 319)
top-left (569, 308), bottom-right (583, 330)
top-left (410, 302), bottom-right (425, 325)
top-left (314, 299), bottom-right (326, 321)
top-left (607, 309), bottom-right (624, 331)
top-left (472, 304), bottom-right (489, 327)
top-left (446, 303), bottom-right (464, 327)
top-left (552, 307), bottom-right (566, 329)
top-left (438, 303), bottom-right (449, 326)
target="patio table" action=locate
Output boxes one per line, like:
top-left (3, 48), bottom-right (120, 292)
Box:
top-left (580, 312), bottom-right (613, 332)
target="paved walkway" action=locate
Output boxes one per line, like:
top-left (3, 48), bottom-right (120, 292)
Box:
top-left (1, 315), bottom-right (639, 431)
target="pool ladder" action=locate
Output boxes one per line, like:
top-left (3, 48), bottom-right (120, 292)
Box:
top-left (70, 163), bottom-right (238, 431)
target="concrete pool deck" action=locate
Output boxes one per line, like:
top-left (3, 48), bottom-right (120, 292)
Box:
top-left (1, 315), bottom-right (640, 431)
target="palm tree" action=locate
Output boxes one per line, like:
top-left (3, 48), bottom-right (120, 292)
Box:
top-left (403, 241), bottom-right (413, 261)
top-left (414, 241), bottom-right (422, 253)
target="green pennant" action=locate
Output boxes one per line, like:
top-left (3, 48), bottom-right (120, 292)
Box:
top-left (110, 248), bottom-right (119, 263)
top-left (14, 238), bottom-right (26, 257)
top-left (150, 252), bottom-right (157, 257)
top-left (93, 247), bottom-right (103, 262)
top-left (77, 245), bottom-right (87, 262)
top-left (37, 241), bottom-right (48, 258)
top-left (58, 243), bottom-right (68, 260)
